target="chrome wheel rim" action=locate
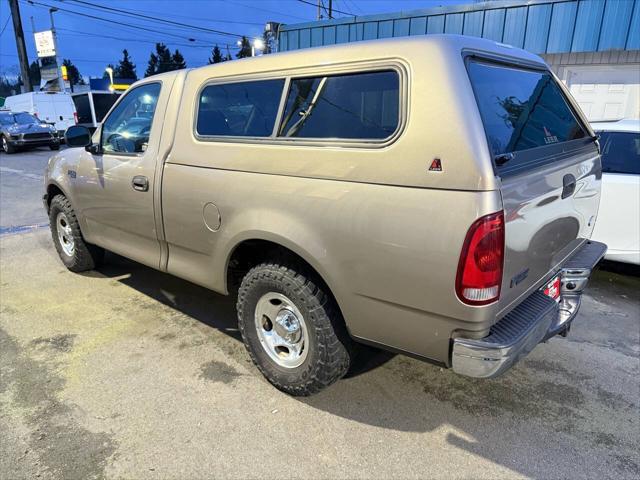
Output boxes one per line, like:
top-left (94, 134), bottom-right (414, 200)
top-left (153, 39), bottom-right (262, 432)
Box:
top-left (1, 137), bottom-right (6, 152)
top-left (254, 292), bottom-right (309, 369)
top-left (56, 212), bottom-right (75, 257)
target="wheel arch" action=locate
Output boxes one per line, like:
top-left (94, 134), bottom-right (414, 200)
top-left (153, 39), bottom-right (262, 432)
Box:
top-left (224, 234), bottom-right (348, 328)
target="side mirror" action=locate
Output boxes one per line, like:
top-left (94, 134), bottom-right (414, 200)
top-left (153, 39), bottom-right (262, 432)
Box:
top-left (65, 125), bottom-right (92, 148)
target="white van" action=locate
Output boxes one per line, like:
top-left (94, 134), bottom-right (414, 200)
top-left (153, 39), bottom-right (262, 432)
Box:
top-left (3, 92), bottom-right (77, 137)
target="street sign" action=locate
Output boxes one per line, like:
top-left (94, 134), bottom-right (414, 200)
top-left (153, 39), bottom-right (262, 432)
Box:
top-left (34, 30), bottom-right (56, 58)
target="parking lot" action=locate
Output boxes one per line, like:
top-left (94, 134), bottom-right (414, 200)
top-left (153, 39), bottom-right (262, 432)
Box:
top-left (1, 148), bottom-right (639, 479)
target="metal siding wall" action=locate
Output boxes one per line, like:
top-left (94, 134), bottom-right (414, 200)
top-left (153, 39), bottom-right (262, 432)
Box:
top-left (547, 1), bottom-right (578, 53)
top-left (299, 29), bottom-right (311, 48)
top-left (349, 23), bottom-right (363, 42)
top-left (363, 21), bottom-right (378, 40)
top-left (445, 13), bottom-right (464, 34)
top-left (324, 26), bottom-right (336, 44)
top-left (503, 7), bottom-right (527, 48)
top-left (379, 20), bottom-right (394, 38)
top-left (394, 18), bottom-right (410, 37)
top-left (524, 3), bottom-right (553, 52)
top-left (312, 27), bottom-right (323, 47)
top-left (277, 0), bottom-right (638, 54)
top-left (599, 0), bottom-right (635, 51)
top-left (572, 0), bottom-right (606, 52)
top-left (482, 8), bottom-right (505, 42)
top-left (626, 0), bottom-right (640, 50)
top-left (336, 24), bottom-right (349, 44)
top-left (463, 10), bottom-right (484, 37)
top-left (427, 15), bottom-right (445, 34)
top-left (410, 16), bottom-right (427, 35)
top-left (289, 30), bottom-right (299, 50)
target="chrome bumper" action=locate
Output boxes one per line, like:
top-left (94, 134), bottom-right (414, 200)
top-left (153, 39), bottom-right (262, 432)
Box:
top-left (452, 240), bottom-right (607, 378)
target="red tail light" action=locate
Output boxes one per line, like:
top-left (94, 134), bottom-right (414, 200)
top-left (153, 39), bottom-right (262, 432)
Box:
top-left (456, 211), bottom-right (505, 306)
top-left (73, 112), bottom-right (78, 124)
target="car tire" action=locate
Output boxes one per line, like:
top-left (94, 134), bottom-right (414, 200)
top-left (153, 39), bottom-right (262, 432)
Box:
top-left (1, 135), bottom-right (16, 154)
top-left (49, 194), bottom-right (104, 272)
top-left (50, 144), bottom-right (60, 151)
top-left (237, 262), bottom-right (354, 396)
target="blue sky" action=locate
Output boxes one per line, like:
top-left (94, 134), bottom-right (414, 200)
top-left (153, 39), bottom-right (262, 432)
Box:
top-left (1, 0), bottom-right (471, 79)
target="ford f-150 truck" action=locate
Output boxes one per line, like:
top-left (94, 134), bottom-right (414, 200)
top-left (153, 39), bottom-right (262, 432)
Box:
top-left (44, 35), bottom-right (606, 395)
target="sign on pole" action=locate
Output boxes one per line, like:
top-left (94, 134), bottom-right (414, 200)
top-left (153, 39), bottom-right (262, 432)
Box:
top-left (34, 30), bottom-right (56, 58)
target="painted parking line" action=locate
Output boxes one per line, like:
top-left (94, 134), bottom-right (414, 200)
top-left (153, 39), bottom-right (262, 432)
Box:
top-left (0, 223), bottom-right (49, 236)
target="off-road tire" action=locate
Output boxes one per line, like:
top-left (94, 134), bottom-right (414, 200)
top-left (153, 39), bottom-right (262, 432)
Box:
top-left (1, 135), bottom-right (16, 154)
top-left (237, 262), bottom-right (354, 396)
top-left (49, 194), bottom-right (104, 272)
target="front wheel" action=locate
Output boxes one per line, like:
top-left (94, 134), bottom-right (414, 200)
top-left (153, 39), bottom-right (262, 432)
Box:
top-left (49, 194), bottom-right (104, 272)
top-left (50, 144), bottom-right (60, 150)
top-left (237, 262), bottom-right (354, 396)
top-left (1, 135), bottom-right (16, 154)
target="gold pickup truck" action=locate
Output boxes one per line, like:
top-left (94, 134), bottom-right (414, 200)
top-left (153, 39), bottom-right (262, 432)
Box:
top-left (43, 35), bottom-right (606, 395)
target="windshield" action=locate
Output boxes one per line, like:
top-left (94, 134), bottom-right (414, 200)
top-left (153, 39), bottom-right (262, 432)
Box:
top-left (0, 112), bottom-right (40, 125)
top-left (598, 131), bottom-right (640, 175)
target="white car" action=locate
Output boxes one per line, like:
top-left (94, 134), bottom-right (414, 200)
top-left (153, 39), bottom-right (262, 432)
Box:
top-left (591, 119), bottom-right (640, 265)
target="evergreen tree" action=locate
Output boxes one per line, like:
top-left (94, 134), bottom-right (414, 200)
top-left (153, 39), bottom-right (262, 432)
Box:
top-left (114, 49), bottom-right (137, 80)
top-left (155, 43), bottom-right (173, 74)
top-left (172, 49), bottom-right (187, 70)
top-left (28, 61), bottom-right (41, 88)
top-left (236, 36), bottom-right (252, 59)
top-left (144, 53), bottom-right (158, 77)
top-left (62, 59), bottom-right (84, 85)
top-left (209, 45), bottom-right (224, 64)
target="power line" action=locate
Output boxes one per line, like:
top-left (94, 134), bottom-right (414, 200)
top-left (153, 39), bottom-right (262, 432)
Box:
top-left (0, 15), bottom-right (12, 37)
top-left (296, 0), bottom-right (354, 17)
top-left (222, 0), bottom-right (309, 22)
top-left (63, 0), bottom-right (249, 39)
top-left (21, 0), bottom-right (220, 44)
top-left (54, 27), bottom-right (241, 50)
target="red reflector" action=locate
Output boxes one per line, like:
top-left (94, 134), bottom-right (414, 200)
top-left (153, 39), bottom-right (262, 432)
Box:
top-left (543, 275), bottom-right (561, 302)
top-left (456, 211), bottom-right (505, 306)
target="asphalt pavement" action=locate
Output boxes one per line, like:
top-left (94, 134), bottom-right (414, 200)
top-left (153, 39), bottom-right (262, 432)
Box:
top-left (1, 148), bottom-right (639, 479)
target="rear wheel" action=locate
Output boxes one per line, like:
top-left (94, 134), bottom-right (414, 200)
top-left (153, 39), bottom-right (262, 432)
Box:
top-left (49, 194), bottom-right (104, 272)
top-left (237, 262), bottom-right (353, 396)
top-left (1, 135), bottom-right (16, 154)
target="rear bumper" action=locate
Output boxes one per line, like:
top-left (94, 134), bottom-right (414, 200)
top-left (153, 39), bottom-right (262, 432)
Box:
top-left (451, 240), bottom-right (607, 378)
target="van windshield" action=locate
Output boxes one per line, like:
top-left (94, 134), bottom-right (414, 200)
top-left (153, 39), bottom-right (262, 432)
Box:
top-left (467, 60), bottom-right (587, 163)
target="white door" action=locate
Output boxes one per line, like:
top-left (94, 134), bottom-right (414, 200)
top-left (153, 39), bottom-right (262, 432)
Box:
top-left (563, 65), bottom-right (640, 122)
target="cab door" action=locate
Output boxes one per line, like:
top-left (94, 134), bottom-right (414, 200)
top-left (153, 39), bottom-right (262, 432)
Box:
top-left (75, 80), bottom-right (170, 269)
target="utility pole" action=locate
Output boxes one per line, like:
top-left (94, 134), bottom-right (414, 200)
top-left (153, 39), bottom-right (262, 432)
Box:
top-left (317, 0), bottom-right (322, 20)
top-left (8, 0), bottom-right (32, 92)
top-left (328, 0), bottom-right (333, 19)
top-left (49, 8), bottom-right (66, 92)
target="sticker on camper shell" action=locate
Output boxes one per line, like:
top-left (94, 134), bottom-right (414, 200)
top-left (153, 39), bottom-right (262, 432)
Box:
top-left (543, 126), bottom-right (559, 144)
top-left (429, 158), bottom-right (443, 172)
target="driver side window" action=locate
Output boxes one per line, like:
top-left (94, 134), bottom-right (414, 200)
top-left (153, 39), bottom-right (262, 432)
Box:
top-left (101, 82), bottom-right (161, 154)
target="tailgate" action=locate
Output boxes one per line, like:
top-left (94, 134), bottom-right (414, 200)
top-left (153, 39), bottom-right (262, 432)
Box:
top-left (467, 58), bottom-right (601, 312)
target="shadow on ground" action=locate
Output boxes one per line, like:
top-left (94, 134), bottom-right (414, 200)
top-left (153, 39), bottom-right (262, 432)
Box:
top-left (85, 252), bottom-right (639, 478)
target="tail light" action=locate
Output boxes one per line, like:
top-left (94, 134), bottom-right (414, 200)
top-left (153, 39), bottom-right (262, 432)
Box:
top-left (456, 211), bottom-right (505, 306)
top-left (73, 112), bottom-right (78, 124)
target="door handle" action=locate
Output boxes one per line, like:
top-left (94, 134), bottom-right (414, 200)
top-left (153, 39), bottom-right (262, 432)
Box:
top-left (132, 175), bottom-right (149, 192)
top-left (561, 174), bottom-right (576, 199)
